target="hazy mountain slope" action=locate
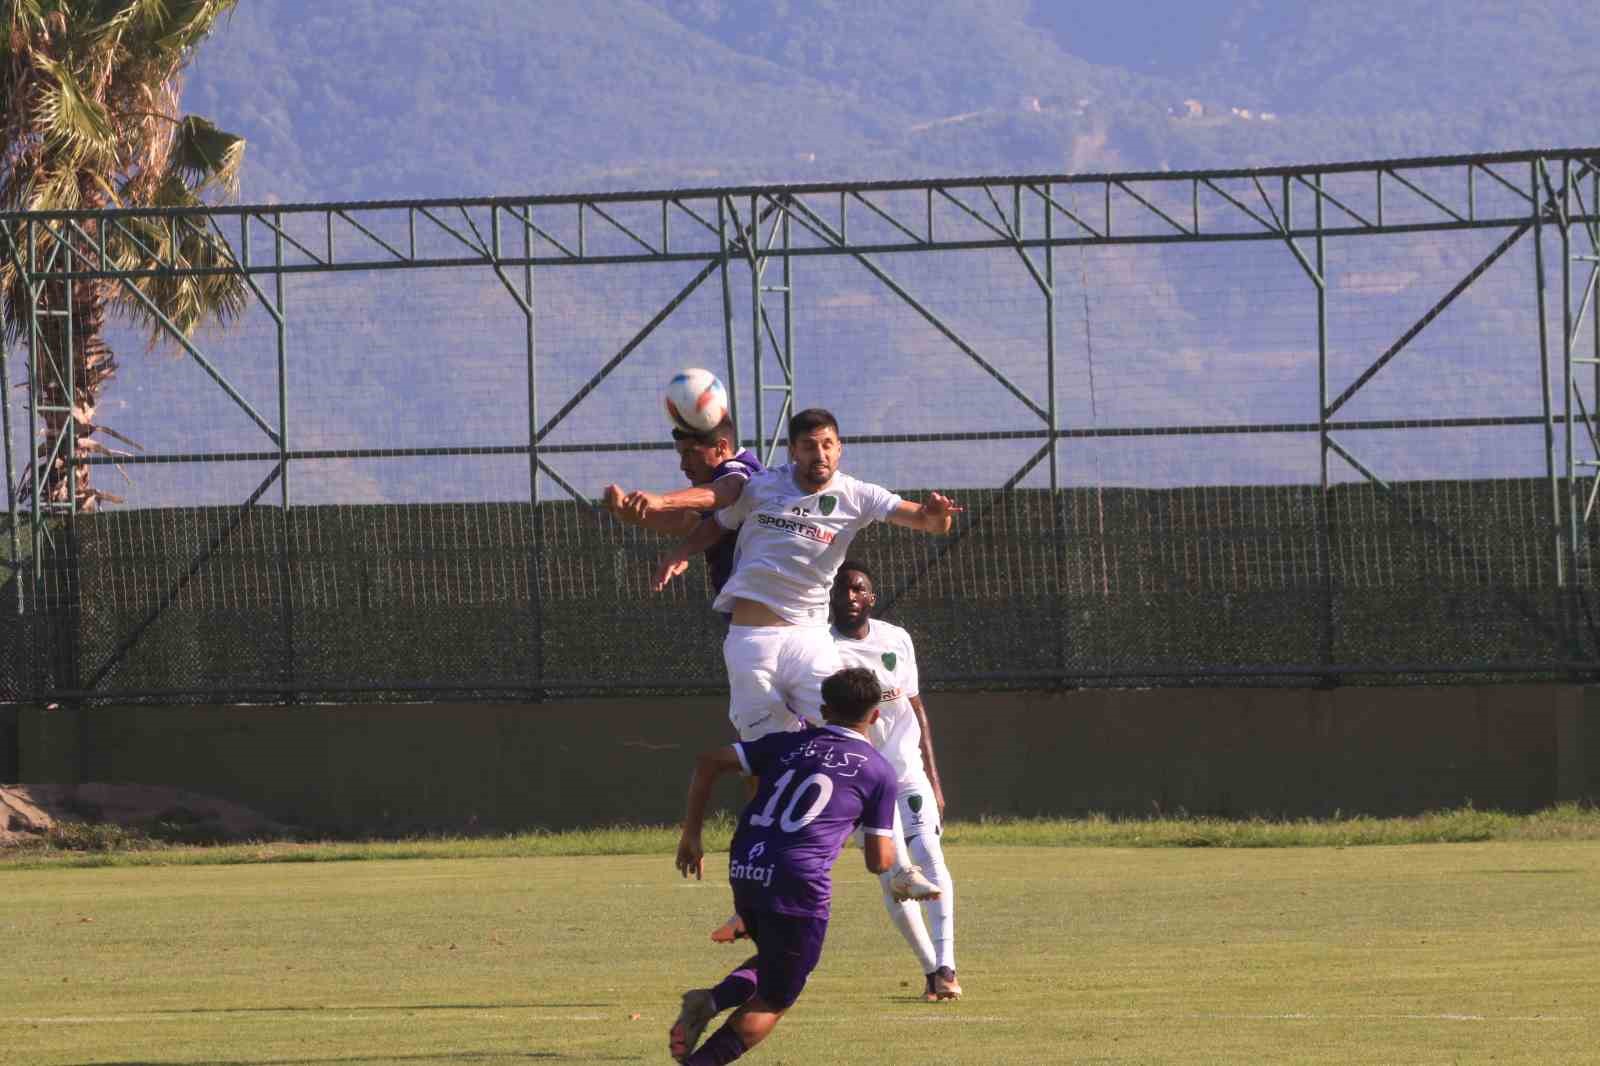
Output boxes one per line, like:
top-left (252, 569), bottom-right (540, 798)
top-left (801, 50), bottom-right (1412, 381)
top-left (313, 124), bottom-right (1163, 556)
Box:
top-left (184, 0), bottom-right (1600, 203)
top-left (185, 0), bottom-right (916, 200)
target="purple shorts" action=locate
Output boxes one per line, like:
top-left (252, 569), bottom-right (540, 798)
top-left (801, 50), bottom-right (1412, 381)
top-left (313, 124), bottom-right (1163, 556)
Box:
top-left (736, 907), bottom-right (829, 1010)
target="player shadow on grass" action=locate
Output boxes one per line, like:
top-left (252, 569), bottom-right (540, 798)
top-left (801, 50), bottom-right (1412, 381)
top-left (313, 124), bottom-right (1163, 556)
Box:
top-left (130, 1002), bottom-right (613, 1014)
top-left (67, 1053), bottom-right (638, 1065)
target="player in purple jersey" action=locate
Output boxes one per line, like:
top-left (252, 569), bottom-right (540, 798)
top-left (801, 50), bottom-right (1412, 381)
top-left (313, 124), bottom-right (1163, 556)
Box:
top-left (603, 416), bottom-right (763, 599)
top-left (669, 667), bottom-right (899, 1065)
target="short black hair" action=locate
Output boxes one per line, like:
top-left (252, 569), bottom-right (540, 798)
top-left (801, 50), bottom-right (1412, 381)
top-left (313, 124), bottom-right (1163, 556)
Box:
top-left (788, 408), bottom-right (839, 443)
top-left (671, 416), bottom-right (736, 447)
top-left (820, 666), bottom-right (881, 724)
top-left (835, 559), bottom-right (874, 586)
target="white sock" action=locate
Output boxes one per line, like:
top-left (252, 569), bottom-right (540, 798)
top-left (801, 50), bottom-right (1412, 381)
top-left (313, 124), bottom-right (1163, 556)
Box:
top-left (880, 871), bottom-right (938, 973)
top-left (910, 830), bottom-right (956, 971)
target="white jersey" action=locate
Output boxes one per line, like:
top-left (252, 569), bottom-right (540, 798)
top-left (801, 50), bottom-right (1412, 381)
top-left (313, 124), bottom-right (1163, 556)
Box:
top-left (833, 619), bottom-right (924, 783)
top-left (712, 465), bottom-right (903, 624)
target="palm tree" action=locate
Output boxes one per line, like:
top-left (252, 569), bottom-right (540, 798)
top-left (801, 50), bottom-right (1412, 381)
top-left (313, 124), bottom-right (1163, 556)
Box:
top-left (1, 0), bottom-right (246, 512)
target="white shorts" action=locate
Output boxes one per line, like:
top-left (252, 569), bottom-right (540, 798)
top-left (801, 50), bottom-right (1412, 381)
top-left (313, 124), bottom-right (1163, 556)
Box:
top-left (896, 773), bottom-right (943, 841)
top-left (723, 624), bottom-right (843, 741)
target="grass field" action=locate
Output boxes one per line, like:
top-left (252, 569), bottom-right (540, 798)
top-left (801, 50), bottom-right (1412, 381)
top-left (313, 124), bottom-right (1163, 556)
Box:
top-left (5, 816), bottom-right (1599, 1065)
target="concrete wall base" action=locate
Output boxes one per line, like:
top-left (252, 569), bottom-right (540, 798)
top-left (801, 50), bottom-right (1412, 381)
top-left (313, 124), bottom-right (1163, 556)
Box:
top-left (14, 685), bottom-right (1599, 833)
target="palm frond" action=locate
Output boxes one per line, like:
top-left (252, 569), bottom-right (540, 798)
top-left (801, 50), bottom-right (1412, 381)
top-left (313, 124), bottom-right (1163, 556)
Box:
top-left (35, 54), bottom-right (118, 169)
top-left (170, 113), bottom-right (243, 195)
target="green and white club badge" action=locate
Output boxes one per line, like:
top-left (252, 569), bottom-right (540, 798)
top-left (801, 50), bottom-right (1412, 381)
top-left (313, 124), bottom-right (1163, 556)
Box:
top-left (818, 494), bottom-right (837, 515)
top-left (881, 652), bottom-right (897, 670)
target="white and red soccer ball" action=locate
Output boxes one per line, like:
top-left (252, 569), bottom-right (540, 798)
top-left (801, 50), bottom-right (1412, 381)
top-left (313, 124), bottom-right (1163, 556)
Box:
top-left (663, 367), bottom-right (729, 434)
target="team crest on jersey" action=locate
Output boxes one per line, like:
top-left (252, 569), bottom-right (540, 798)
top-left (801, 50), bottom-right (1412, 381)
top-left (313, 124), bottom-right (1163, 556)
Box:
top-left (908, 794), bottom-right (923, 814)
top-left (818, 494), bottom-right (837, 515)
top-left (881, 651), bottom-right (897, 670)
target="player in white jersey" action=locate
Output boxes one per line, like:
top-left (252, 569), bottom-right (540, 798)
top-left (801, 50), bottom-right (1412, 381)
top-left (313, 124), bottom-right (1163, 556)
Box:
top-left (614, 408), bottom-right (961, 740)
top-left (831, 560), bottom-right (961, 1001)
top-left (608, 408), bottom-right (961, 939)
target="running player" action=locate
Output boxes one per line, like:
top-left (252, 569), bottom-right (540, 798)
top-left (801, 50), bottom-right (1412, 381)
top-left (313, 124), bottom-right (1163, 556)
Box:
top-left (831, 560), bottom-right (961, 1001)
top-left (602, 417), bottom-right (762, 607)
top-left (669, 666), bottom-right (900, 1065)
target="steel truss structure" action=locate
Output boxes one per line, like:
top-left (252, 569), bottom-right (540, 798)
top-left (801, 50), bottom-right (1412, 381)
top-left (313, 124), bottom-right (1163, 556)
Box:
top-left (3, 146), bottom-right (1600, 701)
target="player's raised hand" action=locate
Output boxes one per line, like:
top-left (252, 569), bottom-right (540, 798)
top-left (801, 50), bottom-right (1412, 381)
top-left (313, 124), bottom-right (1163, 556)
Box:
top-left (675, 833), bottom-right (705, 880)
top-left (622, 490), bottom-right (664, 522)
top-left (925, 492), bottom-right (964, 517)
top-left (602, 483), bottom-right (628, 518)
top-left (653, 554), bottom-right (689, 592)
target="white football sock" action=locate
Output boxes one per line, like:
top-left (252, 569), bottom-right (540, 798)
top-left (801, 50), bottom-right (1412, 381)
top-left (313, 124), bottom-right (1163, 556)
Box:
top-left (910, 830), bottom-right (956, 971)
top-left (880, 871), bottom-right (938, 973)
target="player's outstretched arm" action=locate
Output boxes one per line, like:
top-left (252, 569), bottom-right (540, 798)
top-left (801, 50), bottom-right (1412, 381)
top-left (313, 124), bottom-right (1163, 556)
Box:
top-left (621, 475), bottom-right (744, 522)
top-left (677, 745), bottom-right (744, 880)
top-left (652, 515), bottom-right (726, 592)
top-left (601, 484), bottom-right (701, 537)
top-left (887, 492), bottom-right (963, 534)
top-left (910, 694), bottom-right (947, 818)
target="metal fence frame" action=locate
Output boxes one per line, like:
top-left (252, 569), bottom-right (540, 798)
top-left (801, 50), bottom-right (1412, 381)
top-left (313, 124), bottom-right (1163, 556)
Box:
top-left (4, 146), bottom-right (1600, 702)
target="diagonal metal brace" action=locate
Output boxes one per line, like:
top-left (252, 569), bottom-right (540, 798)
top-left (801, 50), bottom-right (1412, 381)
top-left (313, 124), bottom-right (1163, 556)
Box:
top-left (84, 463), bottom-right (284, 692)
top-left (784, 196), bottom-right (1049, 423)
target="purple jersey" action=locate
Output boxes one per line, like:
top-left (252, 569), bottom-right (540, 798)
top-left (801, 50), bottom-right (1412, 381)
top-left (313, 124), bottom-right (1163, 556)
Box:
top-left (704, 448), bottom-right (764, 593)
top-left (728, 724), bottom-right (898, 919)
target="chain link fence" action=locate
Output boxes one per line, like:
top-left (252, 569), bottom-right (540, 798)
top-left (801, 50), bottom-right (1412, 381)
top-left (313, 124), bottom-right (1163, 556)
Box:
top-left (4, 149), bottom-right (1600, 702)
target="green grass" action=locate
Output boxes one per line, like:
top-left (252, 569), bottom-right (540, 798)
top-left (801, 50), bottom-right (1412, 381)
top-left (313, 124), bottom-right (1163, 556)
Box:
top-left (4, 839), bottom-right (1597, 1065)
top-left (6, 804), bottom-right (1600, 870)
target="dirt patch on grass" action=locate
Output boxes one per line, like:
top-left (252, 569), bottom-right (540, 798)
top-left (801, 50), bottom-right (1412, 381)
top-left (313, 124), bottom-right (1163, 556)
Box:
top-left (0, 783), bottom-right (289, 848)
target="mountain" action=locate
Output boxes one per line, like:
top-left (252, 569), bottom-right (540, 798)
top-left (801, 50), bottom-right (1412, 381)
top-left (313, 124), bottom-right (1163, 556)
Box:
top-left (183, 0), bottom-right (1600, 204)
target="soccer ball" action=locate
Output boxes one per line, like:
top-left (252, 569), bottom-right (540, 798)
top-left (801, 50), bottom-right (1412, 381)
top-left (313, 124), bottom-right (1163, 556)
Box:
top-left (664, 368), bottom-right (729, 434)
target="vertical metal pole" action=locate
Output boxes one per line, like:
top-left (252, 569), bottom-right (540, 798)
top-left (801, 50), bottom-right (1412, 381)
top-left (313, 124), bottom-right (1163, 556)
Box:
top-left (1534, 161), bottom-right (1563, 586)
top-left (780, 203), bottom-right (795, 455)
top-left (524, 215), bottom-right (540, 508)
top-left (1314, 174), bottom-right (1334, 673)
top-left (61, 236), bottom-right (83, 774)
top-left (750, 193), bottom-right (765, 456)
top-left (62, 238), bottom-right (76, 521)
top-left (717, 197), bottom-right (742, 447)
top-left (523, 209), bottom-right (544, 691)
top-left (1044, 184), bottom-right (1058, 491)
top-left (1044, 183), bottom-right (1067, 678)
top-left (273, 213), bottom-right (295, 699)
top-left (0, 322), bottom-right (19, 616)
top-left (23, 223), bottom-right (44, 695)
top-left (1562, 160), bottom-right (1579, 583)
top-left (24, 223), bottom-right (42, 613)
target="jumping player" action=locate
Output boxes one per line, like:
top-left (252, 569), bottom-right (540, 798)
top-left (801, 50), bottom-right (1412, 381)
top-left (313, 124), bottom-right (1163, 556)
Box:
top-left (602, 417), bottom-right (763, 606)
top-left (669, 666), bottom-right (900, 1064)
top-left (619, 408), bottom-right (960, 740)
top-left (831, 560), bottom-right (961, 1001)
top-left (610, 408), bottom-right (960, 935)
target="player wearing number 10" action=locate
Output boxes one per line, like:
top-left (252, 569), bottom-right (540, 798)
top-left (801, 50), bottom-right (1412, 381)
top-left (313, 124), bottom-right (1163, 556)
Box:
top-left (670, 667), bottom-right (899, 1065)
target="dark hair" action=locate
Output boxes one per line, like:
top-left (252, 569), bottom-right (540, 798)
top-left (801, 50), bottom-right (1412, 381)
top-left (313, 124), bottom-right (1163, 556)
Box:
top-left (671, 416), bottom-right (736, 447)
top-left (820, 666), bottom-right (881, 724)
top-left (788, 408), bottom-right (839, 443)
top-left (835, 559), bottom-right (874, 586)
